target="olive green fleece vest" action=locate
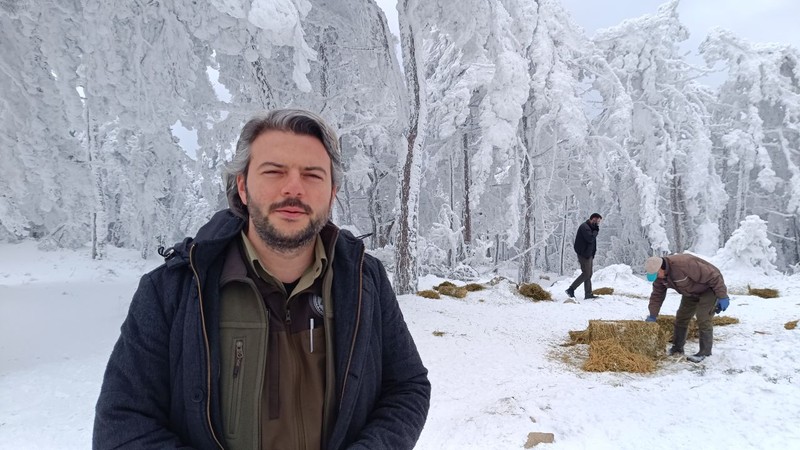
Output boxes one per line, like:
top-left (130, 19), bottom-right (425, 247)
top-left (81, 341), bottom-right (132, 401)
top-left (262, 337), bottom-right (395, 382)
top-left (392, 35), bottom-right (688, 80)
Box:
top-left (218, 236), bottom-right (329, 450)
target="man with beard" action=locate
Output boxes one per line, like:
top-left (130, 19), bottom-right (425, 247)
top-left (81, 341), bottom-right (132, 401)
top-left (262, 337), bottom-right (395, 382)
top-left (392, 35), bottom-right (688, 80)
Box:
top-left (94, 109), bottom-right (431, 450)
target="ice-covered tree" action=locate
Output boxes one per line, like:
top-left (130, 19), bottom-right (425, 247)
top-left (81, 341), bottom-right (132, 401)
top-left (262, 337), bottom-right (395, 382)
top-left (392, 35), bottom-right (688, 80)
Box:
top-left (515, 0), bottom-right (593, 281)
top-left (594, 0), bottom-right (726, 256)
top-left (701, 29), bottom-right (800, 269)
top-left (714, 215), bottom-right (778, 276)
top-left (0, 2), bottom-right (91, 247)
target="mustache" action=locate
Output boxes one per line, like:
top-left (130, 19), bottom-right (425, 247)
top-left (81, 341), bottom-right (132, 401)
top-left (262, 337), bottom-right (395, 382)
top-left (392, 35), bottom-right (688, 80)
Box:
top-left (269, 198), bottom-right (312, 214)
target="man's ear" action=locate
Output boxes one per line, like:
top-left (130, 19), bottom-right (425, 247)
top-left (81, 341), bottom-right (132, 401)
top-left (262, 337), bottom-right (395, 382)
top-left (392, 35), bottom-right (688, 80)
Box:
top-left (236, 174), bottom-right (248, 206)
top-left (329, 185), bottom-right (338, 208)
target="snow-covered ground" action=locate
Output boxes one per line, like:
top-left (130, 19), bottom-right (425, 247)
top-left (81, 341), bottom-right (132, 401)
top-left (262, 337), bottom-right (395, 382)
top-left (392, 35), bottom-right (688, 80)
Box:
top-left (1, 241), bottom-right (799, 449)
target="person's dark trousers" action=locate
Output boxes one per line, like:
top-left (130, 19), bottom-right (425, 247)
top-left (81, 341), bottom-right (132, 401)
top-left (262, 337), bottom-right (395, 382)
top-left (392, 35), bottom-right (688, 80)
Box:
top-left (568, 256), bottom-right (594, 297)
top-left (674, 290), bottom-right (717, 355)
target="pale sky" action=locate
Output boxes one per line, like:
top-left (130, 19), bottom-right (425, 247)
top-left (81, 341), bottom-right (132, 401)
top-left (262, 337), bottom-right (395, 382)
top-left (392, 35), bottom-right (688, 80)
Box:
top-left (375, 0), bottom-right (800, 53)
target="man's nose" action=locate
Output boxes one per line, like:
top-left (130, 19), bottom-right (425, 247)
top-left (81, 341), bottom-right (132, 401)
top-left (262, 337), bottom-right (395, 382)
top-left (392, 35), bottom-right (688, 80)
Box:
top-left (281, 170), bottom-right (305, 197)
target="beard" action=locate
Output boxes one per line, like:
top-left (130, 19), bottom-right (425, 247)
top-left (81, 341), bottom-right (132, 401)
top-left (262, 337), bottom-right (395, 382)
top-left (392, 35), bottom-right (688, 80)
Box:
top-left (247, 190), bottom-right (329, 252)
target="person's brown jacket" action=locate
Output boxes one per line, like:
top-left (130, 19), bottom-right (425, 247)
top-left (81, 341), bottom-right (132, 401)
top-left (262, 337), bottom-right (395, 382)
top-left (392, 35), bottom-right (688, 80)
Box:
top-left (648, 254), bottom-right (728, 317)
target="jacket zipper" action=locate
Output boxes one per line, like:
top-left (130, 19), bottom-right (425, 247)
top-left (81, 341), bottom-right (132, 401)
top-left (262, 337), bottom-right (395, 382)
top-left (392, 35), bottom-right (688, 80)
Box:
top-left (189, 243), bottom-right (226, 450)
top-left (338, 246), bottom-right (365, 407)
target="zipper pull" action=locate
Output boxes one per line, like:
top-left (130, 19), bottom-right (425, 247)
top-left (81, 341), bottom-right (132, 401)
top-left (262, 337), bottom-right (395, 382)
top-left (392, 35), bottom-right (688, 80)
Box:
top-left (285, 309), bottom-right (292, 325)
top-left (310, 318), bottom-right (314, 353)
top-left (233, 340), bottom-right (243, 378)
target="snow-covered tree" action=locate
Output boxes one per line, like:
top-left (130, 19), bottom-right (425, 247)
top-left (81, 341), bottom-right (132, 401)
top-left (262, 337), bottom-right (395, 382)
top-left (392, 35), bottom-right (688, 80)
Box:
top-left (0, 2), bottom-right (91, 247)
top-left (701, 29), bottom-right (800, 269)
top-left (714, 215), bottom-right (778, 276)
top-left (593, 0), bottom-right (726, 257)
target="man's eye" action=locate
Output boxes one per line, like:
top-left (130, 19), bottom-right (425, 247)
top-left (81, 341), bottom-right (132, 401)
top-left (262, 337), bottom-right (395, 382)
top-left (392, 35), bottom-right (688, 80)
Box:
top-left (305, 173), bottom-right (323, 180)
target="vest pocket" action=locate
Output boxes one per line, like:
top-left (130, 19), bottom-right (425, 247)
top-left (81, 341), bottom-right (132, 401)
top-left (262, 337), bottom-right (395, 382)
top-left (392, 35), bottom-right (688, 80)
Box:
top-left (226, 338), bottom-right (246, 436)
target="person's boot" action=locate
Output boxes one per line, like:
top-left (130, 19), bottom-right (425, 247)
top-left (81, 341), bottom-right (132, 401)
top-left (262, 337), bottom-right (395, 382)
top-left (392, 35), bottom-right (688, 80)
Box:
top-left (565, 288), bottom-right (575, 298)
top-left (668, 326), bottom-right (687, 356)
top-left (687, 329), bottom-right (713, 362)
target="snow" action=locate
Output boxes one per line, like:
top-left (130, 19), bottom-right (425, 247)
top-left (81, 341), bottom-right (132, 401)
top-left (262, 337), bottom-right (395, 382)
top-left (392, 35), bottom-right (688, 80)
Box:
top-left (2, 242), bottom-right (800, 449)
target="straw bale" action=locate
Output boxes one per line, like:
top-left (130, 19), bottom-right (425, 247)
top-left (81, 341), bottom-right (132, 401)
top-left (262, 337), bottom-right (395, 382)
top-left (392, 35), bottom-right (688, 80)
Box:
top-left (593, 287), bottom-right (614, 295)
top-left (583, 339), bottom-right (656, 373)
top-left (417, 290), bottom-right (440, 299)
top-left (657, 315), bottom-right (740, 340)
top-left (786, 320), bottom-right (798, 330)
top-left (519, 283), bottom-right (552, 301)
top-left (438, 285), bottom-right (468, 298)
top-left (585, 320), bottom-right (668, 359)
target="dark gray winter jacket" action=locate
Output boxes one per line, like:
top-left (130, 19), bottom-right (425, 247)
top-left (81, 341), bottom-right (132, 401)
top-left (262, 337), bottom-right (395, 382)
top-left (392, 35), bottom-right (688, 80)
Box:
top-left (573, 220), bottom-right (598, 259)
top-left (93, 209), bottom-right (430, 449)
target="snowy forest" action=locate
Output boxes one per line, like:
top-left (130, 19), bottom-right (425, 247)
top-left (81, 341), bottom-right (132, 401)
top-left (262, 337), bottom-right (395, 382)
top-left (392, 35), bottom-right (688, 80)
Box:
top-left (2, 0), bottom-right (799, 294)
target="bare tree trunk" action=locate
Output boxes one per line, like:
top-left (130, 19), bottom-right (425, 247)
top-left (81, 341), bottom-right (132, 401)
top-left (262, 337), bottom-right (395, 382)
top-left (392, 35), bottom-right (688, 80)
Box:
top-left (366, 144), bottom-right (388, 249)
top-left (85, 91), bottom-right (106, 260)
top-left (670, 162), bottom-right (685, 252)
top-left (462, 132), bottom-right (472, 245)
top-left (518, 117), bottom-right (534, 282)
top-left (394, 2), bottom-right (426, 294)
top-left (519, 153), bottom-right (534, 282)
top-left (559, 196), bottom-right (570, 276)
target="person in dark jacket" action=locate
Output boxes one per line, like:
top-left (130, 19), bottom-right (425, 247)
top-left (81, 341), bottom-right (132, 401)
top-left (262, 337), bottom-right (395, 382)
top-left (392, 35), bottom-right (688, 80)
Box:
top-left (643, 254), bottom-right (731, 363)
top-left (93, 109), bottom-right (431, 449)
top-left (566, 213), bottom-right (602, 300)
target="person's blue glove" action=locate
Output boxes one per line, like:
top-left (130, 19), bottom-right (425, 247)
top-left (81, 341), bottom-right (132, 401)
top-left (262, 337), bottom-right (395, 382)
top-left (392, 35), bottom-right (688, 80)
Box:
top-left (715, 297), bottom-right (730, 314)
top-left (645, 315), bottom-right (657, 322)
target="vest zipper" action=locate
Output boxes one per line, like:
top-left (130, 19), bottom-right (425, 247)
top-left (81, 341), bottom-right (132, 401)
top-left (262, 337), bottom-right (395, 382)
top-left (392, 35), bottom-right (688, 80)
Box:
top-left (233, 339), bottom-right (244, 378)
top-left (228, 338), bottom-right (245, 434)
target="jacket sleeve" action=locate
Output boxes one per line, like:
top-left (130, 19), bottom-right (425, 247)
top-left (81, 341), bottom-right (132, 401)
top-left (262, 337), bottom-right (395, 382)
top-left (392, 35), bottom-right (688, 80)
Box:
top-left (93, 273), bottom-right (194, 449)
top-left (648, 280), bottom-right (668, 317)
top-left (347, 263), bottom-right (431, 450)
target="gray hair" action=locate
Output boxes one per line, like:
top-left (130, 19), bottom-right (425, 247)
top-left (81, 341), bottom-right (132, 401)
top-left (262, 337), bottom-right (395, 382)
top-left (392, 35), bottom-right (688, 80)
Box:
top-left (225, 109), bottom-right (342, 220)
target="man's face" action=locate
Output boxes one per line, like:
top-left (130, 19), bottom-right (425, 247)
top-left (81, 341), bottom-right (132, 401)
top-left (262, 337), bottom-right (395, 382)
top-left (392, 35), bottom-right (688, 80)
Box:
top-left (590, 217), bottom-right (602, 225)
top-left (236, 130), bottom-right (337, 252)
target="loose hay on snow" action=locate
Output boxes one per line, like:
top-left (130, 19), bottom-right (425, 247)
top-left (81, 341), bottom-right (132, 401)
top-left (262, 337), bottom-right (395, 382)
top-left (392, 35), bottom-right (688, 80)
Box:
top-left (438, 285), bottom-right (468, 298)
top-left (567, 329), bottom-right (590, 345)
top-left (593, 287), bottom-right (614, 295)
top-left (583, 339), bottom-right (656, 373)
top-left (433, 281), bottom-right (457, 291)
top-left (748, 286), bottom-right (779, 298)
top-left (463, 283), bottom-right (486, 292)
top-left (417, 290), bottom-right (440, 299)
top-left (786, 320), bottom-right (798, 330)
top-left (518, 283), bottom-right (552, 301)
